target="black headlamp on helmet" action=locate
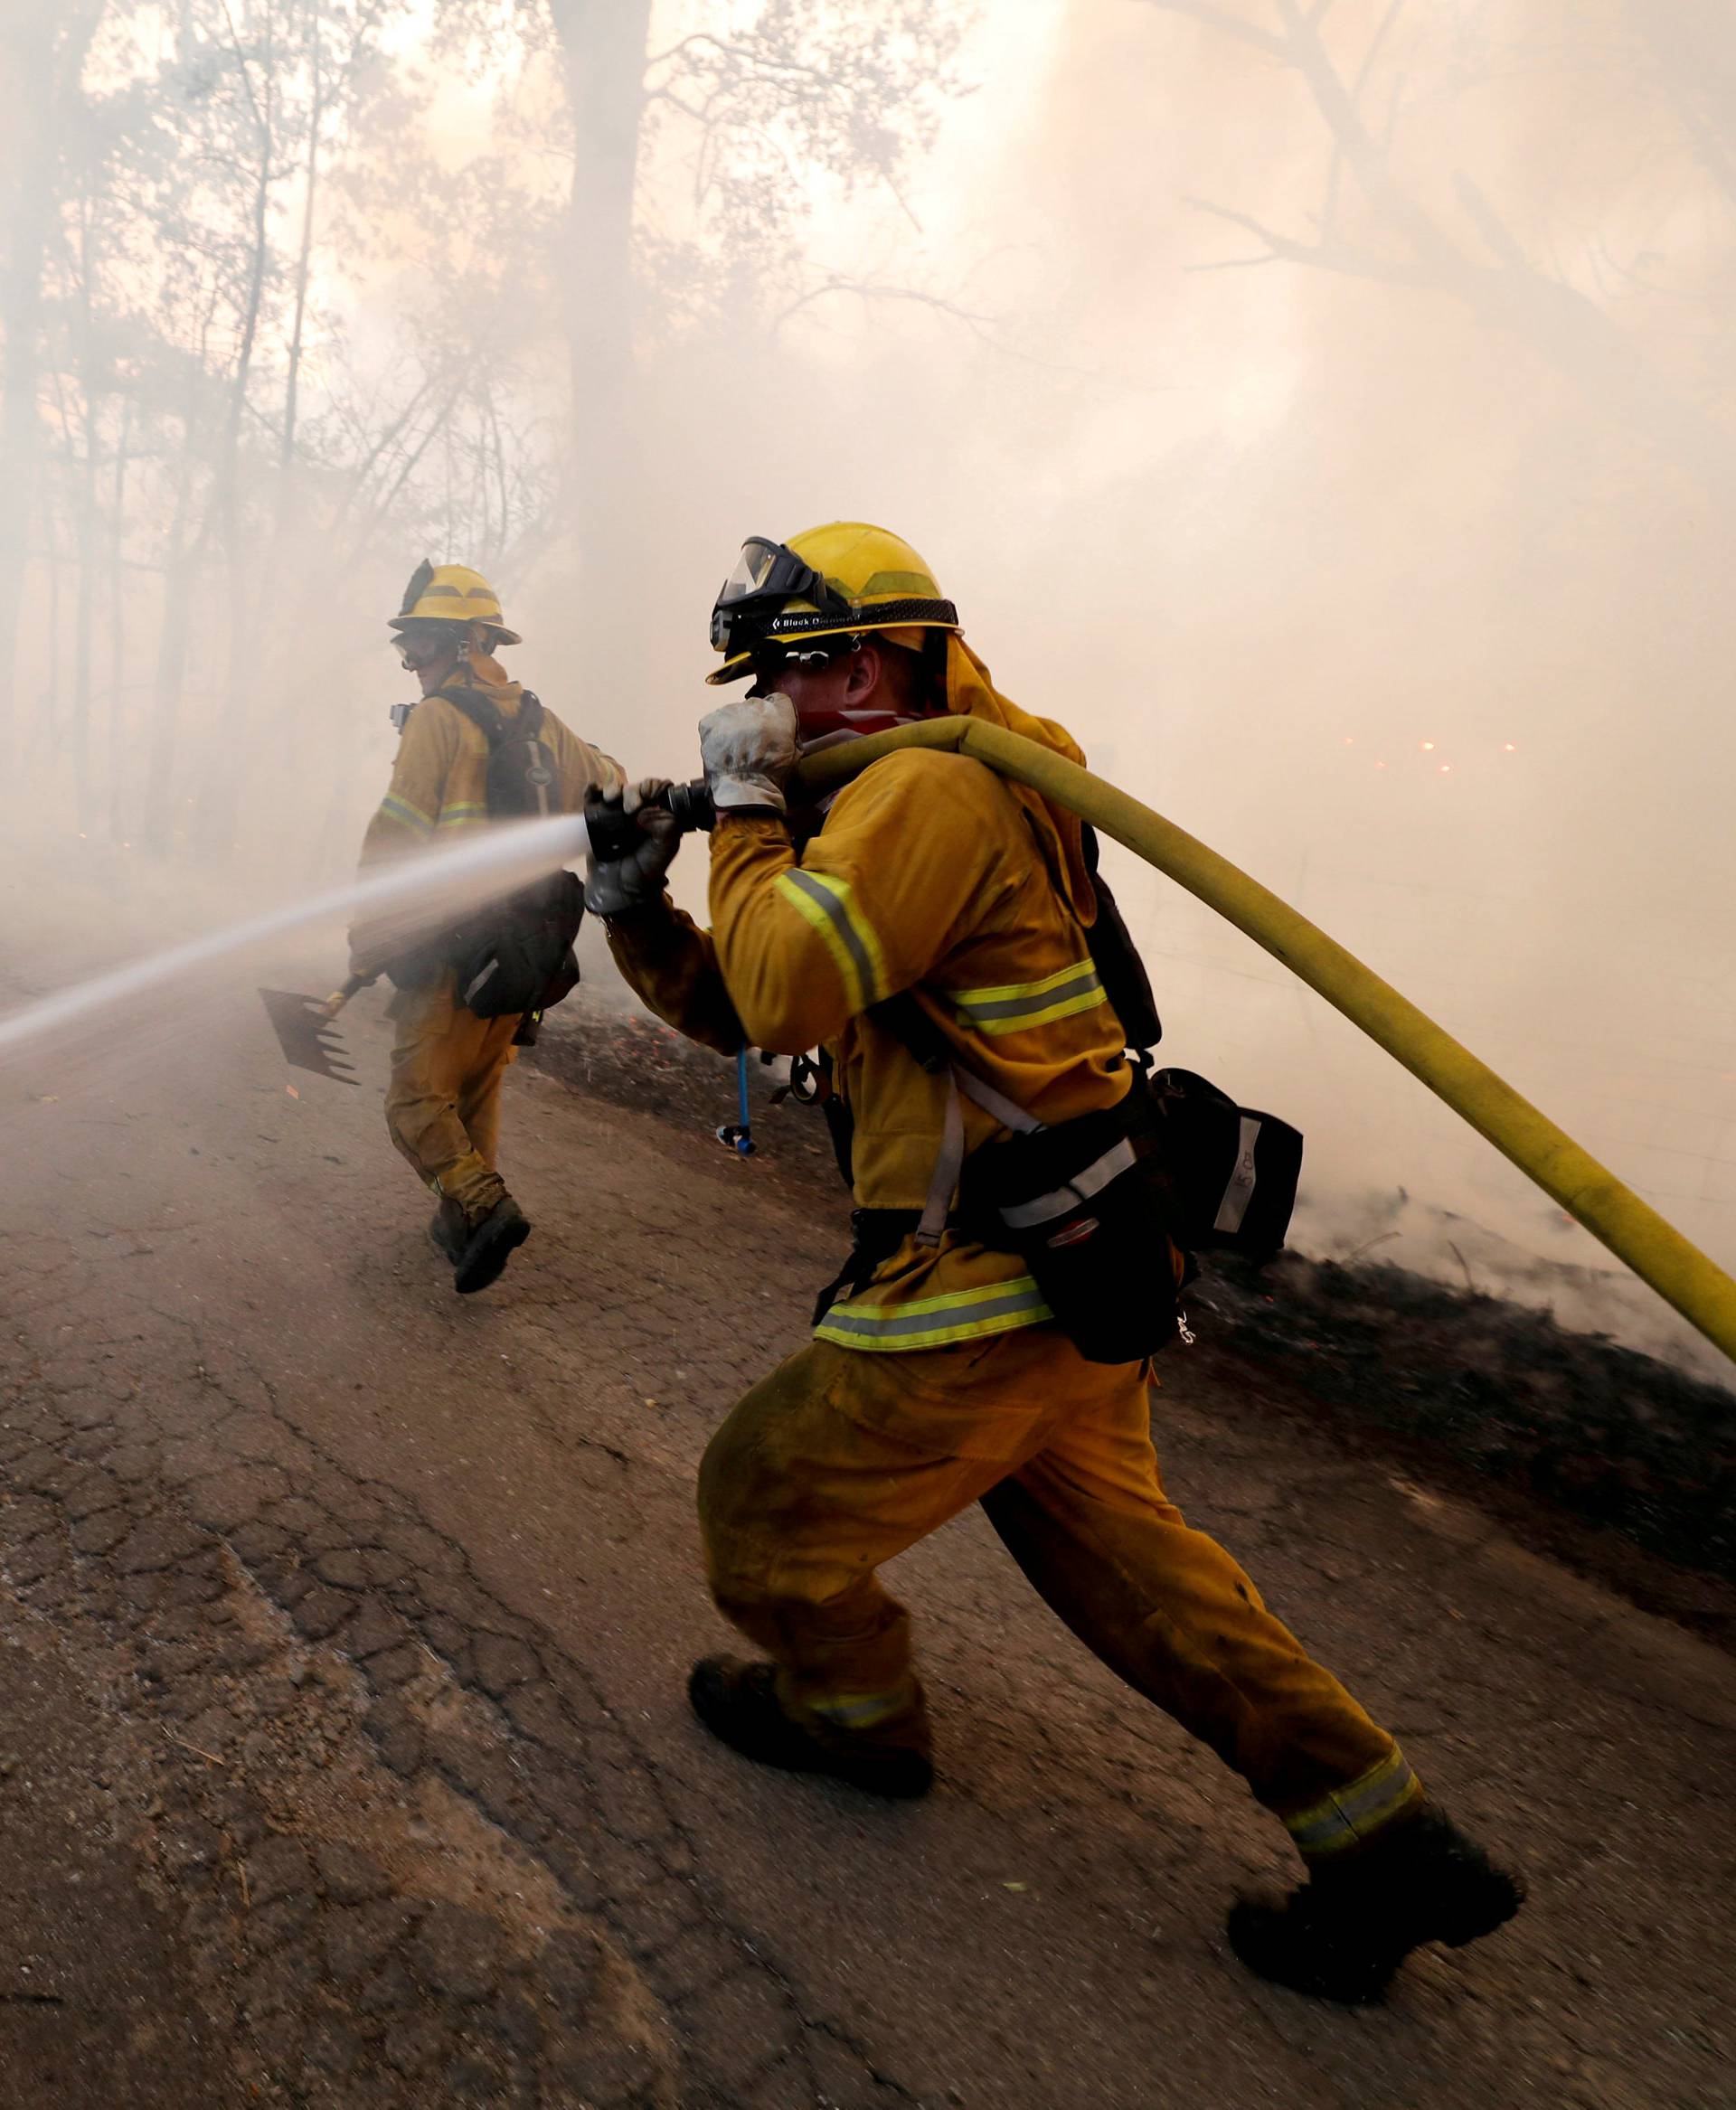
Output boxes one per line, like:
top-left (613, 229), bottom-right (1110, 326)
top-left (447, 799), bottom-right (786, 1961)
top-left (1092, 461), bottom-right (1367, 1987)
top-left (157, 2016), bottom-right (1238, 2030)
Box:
top-left (709, 537), bottom-right (858, 657)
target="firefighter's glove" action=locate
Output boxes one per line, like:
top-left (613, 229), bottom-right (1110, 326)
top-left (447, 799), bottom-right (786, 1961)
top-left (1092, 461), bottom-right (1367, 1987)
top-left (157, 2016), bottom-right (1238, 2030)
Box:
top-left (699, 692), bottom-right (799, 815)
top-left (584, 778), bottom-right (682, 919)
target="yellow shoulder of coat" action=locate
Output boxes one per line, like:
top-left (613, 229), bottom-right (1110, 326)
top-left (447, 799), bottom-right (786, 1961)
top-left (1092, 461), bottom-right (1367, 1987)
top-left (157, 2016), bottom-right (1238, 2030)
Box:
top-left (831, 740), bottom-right (1016, 828)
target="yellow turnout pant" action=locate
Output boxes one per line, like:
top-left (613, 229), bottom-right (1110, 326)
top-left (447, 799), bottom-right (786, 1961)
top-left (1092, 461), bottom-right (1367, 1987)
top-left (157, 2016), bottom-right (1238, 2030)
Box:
top-left (383, 973), bottom-right (520, 1217)
top-left (699, 1329), bottom-right (1420, 1857)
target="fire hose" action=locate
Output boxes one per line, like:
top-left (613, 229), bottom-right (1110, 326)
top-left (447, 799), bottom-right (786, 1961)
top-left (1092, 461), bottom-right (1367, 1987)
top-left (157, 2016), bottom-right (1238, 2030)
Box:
top-left (608, 720), bottom-right (1736, 1366)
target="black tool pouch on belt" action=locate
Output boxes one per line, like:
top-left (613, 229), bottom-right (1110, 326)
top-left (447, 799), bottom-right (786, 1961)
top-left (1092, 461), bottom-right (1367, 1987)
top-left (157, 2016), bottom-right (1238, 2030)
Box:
top-left (450, 870), bottom-right (583, 1020)
top-left (854, 992), bottom-right (1182, 1365)
top-left (960, 1093), bottom-right (1183, 1364)
top-left (1137, 1067), bottom-right (1302, 1264)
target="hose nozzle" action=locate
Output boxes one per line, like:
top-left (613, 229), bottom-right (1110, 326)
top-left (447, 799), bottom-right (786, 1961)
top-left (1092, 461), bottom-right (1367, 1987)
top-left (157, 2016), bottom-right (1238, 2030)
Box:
top-left (584, 779), bottom-right (714, 863)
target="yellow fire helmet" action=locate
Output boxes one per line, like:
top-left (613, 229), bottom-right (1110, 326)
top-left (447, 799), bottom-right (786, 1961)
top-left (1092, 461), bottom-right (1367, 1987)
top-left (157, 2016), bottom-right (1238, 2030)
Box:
top-left (389, 560), bottom-right (522, 648)
top-left (706, 521), bottom-right (958, 684)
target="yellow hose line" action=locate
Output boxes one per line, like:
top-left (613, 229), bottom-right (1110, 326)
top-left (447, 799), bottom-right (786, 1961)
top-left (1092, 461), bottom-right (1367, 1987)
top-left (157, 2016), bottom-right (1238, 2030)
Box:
top-left (794, 719), bottom-right (1736, 1365)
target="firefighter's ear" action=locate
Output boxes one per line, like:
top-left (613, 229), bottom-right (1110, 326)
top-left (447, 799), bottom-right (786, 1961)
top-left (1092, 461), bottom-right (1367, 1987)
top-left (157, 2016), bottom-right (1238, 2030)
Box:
top-left (844, 639), bottom-right (882, 702)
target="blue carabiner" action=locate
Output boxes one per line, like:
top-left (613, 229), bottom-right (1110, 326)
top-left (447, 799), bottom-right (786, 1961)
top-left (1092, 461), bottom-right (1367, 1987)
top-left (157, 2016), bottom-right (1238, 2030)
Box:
top-left (715, 1044), bottom-right (757, 1157)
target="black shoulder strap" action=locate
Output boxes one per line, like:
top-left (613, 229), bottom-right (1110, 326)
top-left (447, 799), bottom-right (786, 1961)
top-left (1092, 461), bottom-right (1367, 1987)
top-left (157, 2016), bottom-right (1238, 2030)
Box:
top-left (442, 685), bottom-right (507, 749)
top-left (1082, 824), bottom-right (1162, 1053)
top-left (516, 691), bottom-right (546, 740)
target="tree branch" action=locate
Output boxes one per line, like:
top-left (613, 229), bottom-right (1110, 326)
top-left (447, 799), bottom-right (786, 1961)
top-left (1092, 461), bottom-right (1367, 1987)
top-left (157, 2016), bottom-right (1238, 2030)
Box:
top-left (773, 276), bottom-right (997, 338)
top-left (218, 0), bottom-right (269, 142)
top-left (1453, 172), bottom-right (1529, 270)
top-left (1137, 1), bottom-right (1288, 61)
top-left (1269, 0), bottom-right (1458, 268)
top-left (1181, 251), bottom-right (1287, 273)
top-left (1183, 197), bottom-right (1438, 287)
top-left (1323, 0), bottom-right (1408, 237)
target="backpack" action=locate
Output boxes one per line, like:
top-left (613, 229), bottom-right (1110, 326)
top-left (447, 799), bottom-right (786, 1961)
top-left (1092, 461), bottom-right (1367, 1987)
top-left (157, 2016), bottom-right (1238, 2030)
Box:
top-left (440, 687), bottom-right (584, 1020)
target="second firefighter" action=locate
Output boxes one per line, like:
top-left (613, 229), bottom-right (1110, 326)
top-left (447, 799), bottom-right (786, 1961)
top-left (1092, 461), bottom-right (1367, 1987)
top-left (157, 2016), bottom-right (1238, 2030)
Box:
top-left (350, 562), bottom-right (622, 1293)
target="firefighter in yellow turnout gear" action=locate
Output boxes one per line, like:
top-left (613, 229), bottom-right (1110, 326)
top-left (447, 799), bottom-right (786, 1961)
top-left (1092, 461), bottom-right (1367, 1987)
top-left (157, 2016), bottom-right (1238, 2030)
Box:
top-left (353, 563), bottom-right (621, 1293)
top-left (591, 523), bottom-right (1522, 2003)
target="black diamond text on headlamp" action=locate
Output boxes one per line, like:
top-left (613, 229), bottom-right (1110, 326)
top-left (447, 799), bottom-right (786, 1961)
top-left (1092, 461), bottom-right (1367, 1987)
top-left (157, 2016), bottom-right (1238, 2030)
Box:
top-left (709, 536), bottom-right (857, 655)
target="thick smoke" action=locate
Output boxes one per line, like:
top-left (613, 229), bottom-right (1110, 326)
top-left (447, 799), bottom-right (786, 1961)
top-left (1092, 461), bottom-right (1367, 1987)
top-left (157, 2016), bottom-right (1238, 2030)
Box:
top-left (5, 0), bottom-right (1733, 1370)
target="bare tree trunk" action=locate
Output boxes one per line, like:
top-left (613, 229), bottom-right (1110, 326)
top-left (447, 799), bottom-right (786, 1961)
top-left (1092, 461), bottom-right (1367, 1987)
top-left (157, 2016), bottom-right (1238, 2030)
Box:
top-left (0, 13), bottom-right (61, 744)
top-left (0, 3), bottom-right (105, 741)
top-left (548, 0), bottom-right (653, 642)
top-left (144, 378), bottom-right (205, 858)
top-left (244, 0), bottom-right (328, 865)
top-left (73, 391), bottom-right (99, 835)
top-left (146, 545), bottom-right (197, 859)
top-left (108, 399), bottom-right (131, 845)
top-left (281, 0), bottom-right (323, 473)
top-left (42, 522), bottom-right (61, 771)
top-left (197, 11), bottom-right (278, 858)
top-left (70, 189), bottom-right (102, 835)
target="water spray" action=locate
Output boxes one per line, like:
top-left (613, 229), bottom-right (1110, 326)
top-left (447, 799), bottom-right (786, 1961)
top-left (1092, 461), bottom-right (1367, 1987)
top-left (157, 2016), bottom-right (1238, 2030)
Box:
top-left (0, 811), bottom-right (597, 1067)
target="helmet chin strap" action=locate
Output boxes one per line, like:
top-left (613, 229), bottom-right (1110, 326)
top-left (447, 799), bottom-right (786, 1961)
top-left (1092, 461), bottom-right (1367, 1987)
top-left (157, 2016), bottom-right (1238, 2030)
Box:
top-left (459, 620), bottom-right (505, 675)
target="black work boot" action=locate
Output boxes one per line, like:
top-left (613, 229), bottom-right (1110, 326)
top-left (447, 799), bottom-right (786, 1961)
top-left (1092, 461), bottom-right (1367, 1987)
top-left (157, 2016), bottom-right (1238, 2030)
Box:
top-left (428, 1197), bottom-right (467, 1264)
top-left (452, 1196), bottom-right (531, 1295)
top-left (687, 1657), bottom-right (934, 1800)
top-left (1228, 1804), bottom-right (1524, 2003)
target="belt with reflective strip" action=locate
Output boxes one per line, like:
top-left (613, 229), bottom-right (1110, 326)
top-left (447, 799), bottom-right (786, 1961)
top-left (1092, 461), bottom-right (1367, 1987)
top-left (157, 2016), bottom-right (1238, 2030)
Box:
top-left (1283, 1747), bottom-right (1422, 1858)
top-left (815, 1274), bottom-right (1052, 1352)
top-left (776, 867), bottom-right (888, 1015)
top-left (999, 1136), bottom-right (1138, 1230)
top-left (949, 957), bottom-right (1109, 1036)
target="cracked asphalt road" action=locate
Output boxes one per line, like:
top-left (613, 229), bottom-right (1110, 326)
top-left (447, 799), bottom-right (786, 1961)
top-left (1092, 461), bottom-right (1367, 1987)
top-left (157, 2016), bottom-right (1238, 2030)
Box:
top-left (3, 909), bottom-right (1734, 2108)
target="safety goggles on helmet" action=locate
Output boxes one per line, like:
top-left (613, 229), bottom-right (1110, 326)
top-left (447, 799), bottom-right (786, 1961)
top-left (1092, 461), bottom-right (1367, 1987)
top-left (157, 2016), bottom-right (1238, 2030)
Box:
top-left (394, 618), bottom-right (468, 672)
top-left (710, 537), bottom-right (858, 656)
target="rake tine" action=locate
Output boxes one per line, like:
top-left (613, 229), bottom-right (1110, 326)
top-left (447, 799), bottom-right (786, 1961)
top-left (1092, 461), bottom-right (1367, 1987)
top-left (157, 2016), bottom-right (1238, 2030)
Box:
top-left (259, 987), bottom-right (365, 1087)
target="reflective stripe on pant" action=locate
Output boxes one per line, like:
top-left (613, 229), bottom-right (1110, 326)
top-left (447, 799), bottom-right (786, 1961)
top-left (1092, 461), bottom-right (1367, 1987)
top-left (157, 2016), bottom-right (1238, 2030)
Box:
top-left (383, 972), bottom-right (520, 1217)
top-left (697, 1330), bottom-right (1416, 1847)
